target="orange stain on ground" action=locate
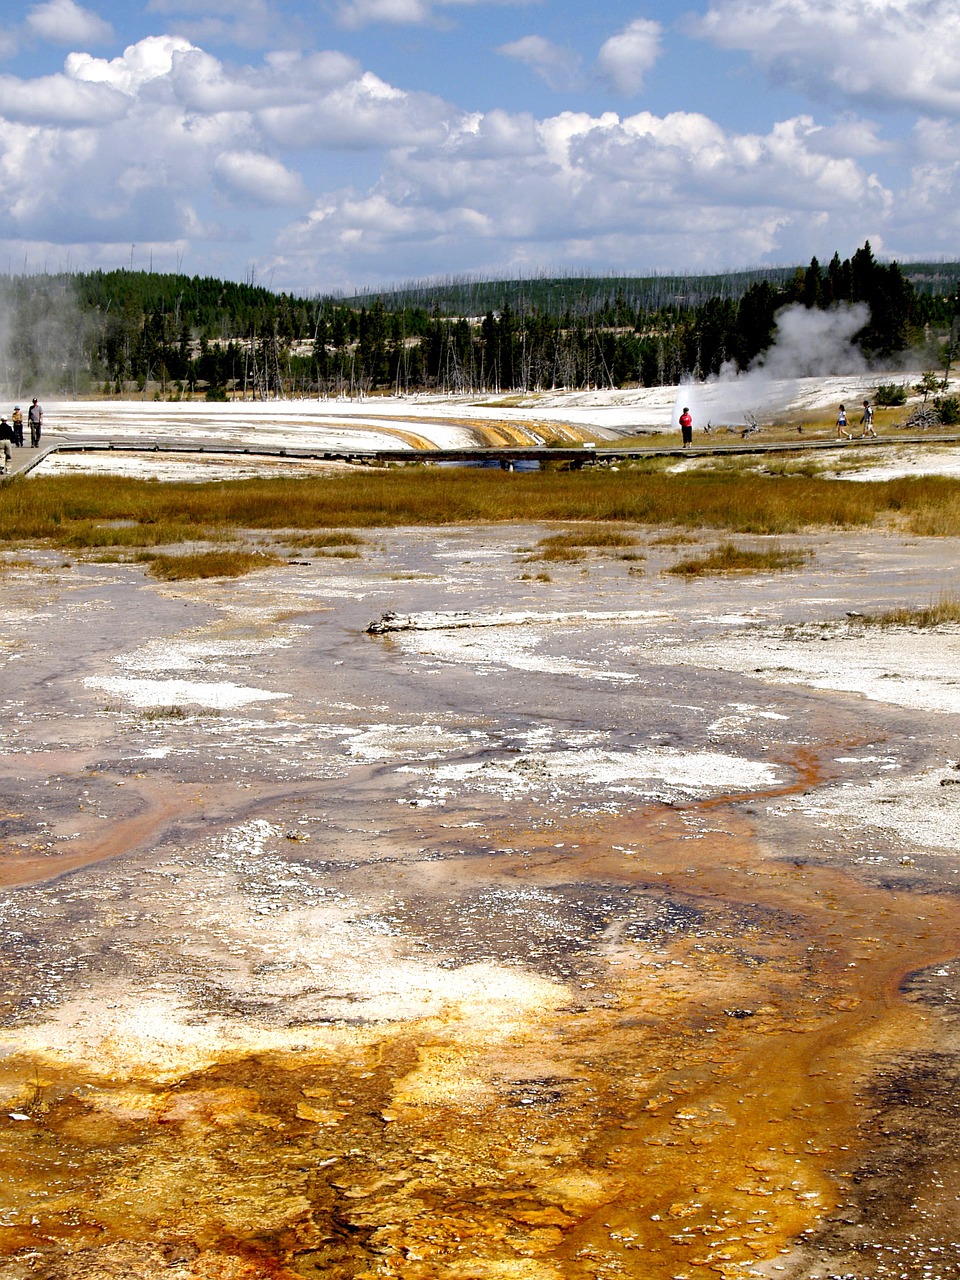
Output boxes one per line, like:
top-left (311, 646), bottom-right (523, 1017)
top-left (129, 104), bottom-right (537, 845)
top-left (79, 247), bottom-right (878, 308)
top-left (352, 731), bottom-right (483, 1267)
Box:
top-left (0, 751), bottom-right (956, 1278)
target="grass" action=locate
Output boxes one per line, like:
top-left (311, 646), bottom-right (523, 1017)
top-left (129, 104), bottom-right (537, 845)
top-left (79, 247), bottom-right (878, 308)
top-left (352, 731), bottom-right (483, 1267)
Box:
top-left (649, 532), bottom-right (700, 546)
top-left (3, 468), bottom-right (960, 548)
top-left (283, 531), bottom-right (368, 550)
top-left (860, 595), bottom-right (960, 627)
top-left (139, 549), bottom-right (285, 580)
top-left (529, 528), bottom-right (643, 562)
top-left (664, 542), bottom-right (812, 577)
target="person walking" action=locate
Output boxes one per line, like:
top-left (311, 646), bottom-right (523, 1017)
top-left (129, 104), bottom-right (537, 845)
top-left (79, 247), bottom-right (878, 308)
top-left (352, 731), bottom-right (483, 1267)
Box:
top-left (679, 405), bottom-right (693, 448)
top-left (836, 404), bottom-right (850, 439)
top-left (0, 417), bottom-right (14, 474)
top-left (11, 405), bottom-right (23, 447)
top-left (27, 398), bottom-right (42, 447)
top-left (860, 399), bottom-right (876, 438)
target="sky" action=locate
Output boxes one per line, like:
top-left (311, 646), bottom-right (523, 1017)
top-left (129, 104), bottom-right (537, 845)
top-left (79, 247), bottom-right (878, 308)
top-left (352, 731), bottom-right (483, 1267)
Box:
top-left (0, 0), bottom-right (958, 294)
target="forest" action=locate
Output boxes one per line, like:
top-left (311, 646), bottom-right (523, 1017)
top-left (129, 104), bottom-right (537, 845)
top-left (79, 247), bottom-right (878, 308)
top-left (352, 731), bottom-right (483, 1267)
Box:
top-left (1, 243), bottom-right (957, 400)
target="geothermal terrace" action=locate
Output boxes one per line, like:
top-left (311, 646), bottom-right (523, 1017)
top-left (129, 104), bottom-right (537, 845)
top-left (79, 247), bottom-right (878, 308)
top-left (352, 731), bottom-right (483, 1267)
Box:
top-left (1, 386), bottom-right (959, 1280)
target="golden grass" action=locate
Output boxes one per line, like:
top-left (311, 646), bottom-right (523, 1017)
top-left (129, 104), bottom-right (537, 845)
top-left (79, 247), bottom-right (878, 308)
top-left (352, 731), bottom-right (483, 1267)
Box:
top-left (649, 532), bottom-right (699, 546)
top-left (140, 549), bottom-right (285, 580)
top-left (664, 542), bottom-right (812, 577)
top-left (529, 528), bottom-right (647, 562)
top-left (3, 468), bottom-right (960, 547)
top-left (861, 595), bottom-right (960, 627)
top-left (284, 531), bottom-right (369, 549)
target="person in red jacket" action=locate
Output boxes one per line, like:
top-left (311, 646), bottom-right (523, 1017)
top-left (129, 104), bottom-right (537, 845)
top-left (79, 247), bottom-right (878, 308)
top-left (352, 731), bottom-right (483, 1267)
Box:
top-left (679, 406), bottom-right (693, 448)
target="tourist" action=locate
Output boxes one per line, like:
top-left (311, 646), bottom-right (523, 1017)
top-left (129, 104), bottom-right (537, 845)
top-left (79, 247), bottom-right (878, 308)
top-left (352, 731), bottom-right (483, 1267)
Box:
top-left (860, 399), bottom-right (876, 438)
top-left (0, 417), bottom-right (13, 473)
top-left (11, 405), bottom-right (23, 447)
top-left (679, 405), bottom-right (693, 448)
top-left (28, 398), bottom-right (42, 447)
top-left (836, 404), bottom-right (850, 439)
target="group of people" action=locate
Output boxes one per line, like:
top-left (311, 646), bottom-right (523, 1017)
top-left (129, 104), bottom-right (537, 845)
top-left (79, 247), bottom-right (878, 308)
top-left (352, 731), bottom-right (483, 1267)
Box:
top-left (836, 400), bottom-right (876, 439)
top-left (678, 399), bottom-right (877, 445)
top-left (0, 399), bottom-right (42, 473)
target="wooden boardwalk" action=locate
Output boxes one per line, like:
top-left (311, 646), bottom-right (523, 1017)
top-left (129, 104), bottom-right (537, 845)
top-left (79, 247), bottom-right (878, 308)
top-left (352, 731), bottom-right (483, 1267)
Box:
top-left (3, 431), bottom-right (960, 478)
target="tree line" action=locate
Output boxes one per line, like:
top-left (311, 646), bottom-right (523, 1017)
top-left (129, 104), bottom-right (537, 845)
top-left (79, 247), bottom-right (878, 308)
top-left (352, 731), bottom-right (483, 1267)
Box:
top-left (2, 243), bottom-right (957, 400)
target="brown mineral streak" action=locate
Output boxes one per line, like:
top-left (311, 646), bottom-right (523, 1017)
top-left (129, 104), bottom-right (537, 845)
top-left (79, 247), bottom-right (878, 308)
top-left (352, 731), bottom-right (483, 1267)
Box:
top-left (0, 769), bottom-right (187, 889)
top-left (1, 746), bottom-right (956, 1280)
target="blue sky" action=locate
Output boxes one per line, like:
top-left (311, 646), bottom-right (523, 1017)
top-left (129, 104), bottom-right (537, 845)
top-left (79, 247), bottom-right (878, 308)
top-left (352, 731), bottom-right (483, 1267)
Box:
top-left (0, 0), bottom-right (958, 293)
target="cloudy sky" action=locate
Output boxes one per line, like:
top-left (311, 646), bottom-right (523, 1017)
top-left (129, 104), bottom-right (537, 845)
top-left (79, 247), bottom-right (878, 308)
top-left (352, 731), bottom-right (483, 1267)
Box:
top-left (1, 0), bottom-right (958, 293)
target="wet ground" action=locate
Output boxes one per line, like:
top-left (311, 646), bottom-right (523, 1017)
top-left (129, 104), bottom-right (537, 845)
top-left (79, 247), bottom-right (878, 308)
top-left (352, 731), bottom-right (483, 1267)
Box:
top-left (2, 523), bottom-right (960, 1279)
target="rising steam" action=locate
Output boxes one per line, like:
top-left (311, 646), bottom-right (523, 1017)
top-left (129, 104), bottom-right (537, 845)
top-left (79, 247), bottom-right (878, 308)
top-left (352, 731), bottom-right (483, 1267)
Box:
top-left (0, 276), bottom-right (92, 403)
top-left (672, 302), bottom-right (871, 430)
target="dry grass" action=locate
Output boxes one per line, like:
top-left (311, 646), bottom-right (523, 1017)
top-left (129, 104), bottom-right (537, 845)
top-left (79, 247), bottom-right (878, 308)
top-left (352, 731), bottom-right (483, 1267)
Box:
top-left (860, 595), bottom-right (960, 627)
top-left (139, 549), bottom-right (285, 580)
top-left (3, 468), bottom-right (960, 547)
top-left (529, 528), bottom-right (643, 562)
top-left (664, 542), bottom-right (812, 577)
top-left (649, 532), bottom-right (700, 546)
top-left (283, 531), bottom-right (369, 549)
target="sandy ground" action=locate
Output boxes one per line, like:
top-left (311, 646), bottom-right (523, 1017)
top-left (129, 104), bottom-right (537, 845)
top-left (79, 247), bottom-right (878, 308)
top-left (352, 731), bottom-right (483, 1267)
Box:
top-left (2, 495), bottom-right (960, 1280)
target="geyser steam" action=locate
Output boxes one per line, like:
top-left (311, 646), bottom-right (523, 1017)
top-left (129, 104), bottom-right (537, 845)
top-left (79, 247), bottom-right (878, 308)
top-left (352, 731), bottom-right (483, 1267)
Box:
top-left (671, 302), bottom-right (870, 431)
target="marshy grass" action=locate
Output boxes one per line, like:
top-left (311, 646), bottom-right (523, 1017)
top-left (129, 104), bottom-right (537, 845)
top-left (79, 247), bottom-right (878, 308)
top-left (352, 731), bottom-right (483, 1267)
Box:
top-left (665, 542), bottom-right (812, 577)
top-left (3, 468), bottom-right (960, 547)
top-left (530, 528), bottom-right (643, 562)
top-left (284, 531), bottom-right (368, 550)
top-left (140, 705), bottom-right (187, 720)
top-left (860, 595), bottom-right (960, 627)
top-left (649, 532), bottom-right (700, 546)
top-left (139, 549), bottom-right (285, 581)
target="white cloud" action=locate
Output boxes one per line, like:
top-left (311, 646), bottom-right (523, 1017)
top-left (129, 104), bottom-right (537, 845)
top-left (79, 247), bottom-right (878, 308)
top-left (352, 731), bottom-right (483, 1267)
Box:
top-left (67, 35), bottom-right (197, 93)
top-left (258, 72), bottom-right (455, 149)
top-left (145, 0), bottom-right (292, 49)
top-left (275, 105), bottom-right (896, 287)
top-left (0, 23), bottom-right (953, 289)
top-left (334, 0), bottom-right (534, 28)
top-left (0, 34), bottom-right (465, 260)
top-left (336, 0), bottom-right (430, 25)
top-left (596, 17), bottom-right (662, 96)
top-left (0, 72), bottom-right (129, 124)
top-left (214, 150), bottom-right (307, 205)
top-left (25, 0), bottom-right (113, 46)
top-left (692, 0), bottom-right (960, 116)
top-left (497, 36), bottom-right (581, 91)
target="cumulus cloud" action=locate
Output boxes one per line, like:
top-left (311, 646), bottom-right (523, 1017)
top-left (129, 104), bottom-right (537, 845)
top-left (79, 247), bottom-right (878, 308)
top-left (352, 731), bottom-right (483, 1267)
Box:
top-left (0, 72), bottom-right (129, 124)
top-left (214, 150), bottom-right (307, 205)
top-left (0, 22), bottom-right (950, 290)
top-left (596, 18), bottom-right (662, 96)
top-left (25, 0), bottom-right (114, 46)
top-left (497, 36), bottom-right (581, 91)
top-left (258, 71), bottom-right (455, 149)
top-left (0, 33), bottom-right (466, 264)
top-left (67, 34), bottom-right (197, 92)
top-left (275, 105), bottom-right (894, 287)
top-left (691, 0), bottom-right (960, 116)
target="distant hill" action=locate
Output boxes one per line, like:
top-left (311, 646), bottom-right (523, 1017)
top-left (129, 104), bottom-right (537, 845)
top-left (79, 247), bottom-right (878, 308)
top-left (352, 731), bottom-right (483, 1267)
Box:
top-left (1, 246), bottom-right (956, 399)
top-left (342, 261), bottom-right (960, 318)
